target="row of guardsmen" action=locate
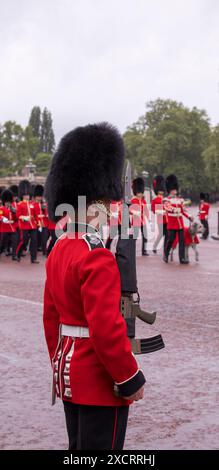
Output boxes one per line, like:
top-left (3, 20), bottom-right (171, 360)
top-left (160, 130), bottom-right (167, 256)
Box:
top-left (0, 175), bottom-right (210, 264)
top-left (106, 174), bottom-right (210, 264)
top-left (0, 180), bottom-right (56, 263)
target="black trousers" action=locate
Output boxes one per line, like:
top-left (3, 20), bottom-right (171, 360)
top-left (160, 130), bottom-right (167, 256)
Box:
top-left (153, 223), bottom-right (168, 252)
top-left (106, 225), bottom-right (122, 250)
top-left (63, 402), bottom-right (129, 450)
top-left (165, 228), bottom-right (185, 261)
top-left (17, 229), bottom-right (38, 262)
top-left (201, 219), bottom-right (209, 239)
top-left (0, 231), bottom-right (19, 257)
top-left (133, 225), bottom-right (147, 254)
top-left (41, 227), bottom-right (49, 255)
top-left (46, 229), bottom-right (57, 256)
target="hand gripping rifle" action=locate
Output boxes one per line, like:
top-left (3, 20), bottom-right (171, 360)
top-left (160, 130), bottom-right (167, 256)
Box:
top-left (115, 160), bottom-right (165, 355)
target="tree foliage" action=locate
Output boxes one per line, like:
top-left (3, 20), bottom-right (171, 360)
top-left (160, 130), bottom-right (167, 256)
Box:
top-left (0, 106), bottom-right (55, 176)
top-left (123, 99), bottom-right (213, 198)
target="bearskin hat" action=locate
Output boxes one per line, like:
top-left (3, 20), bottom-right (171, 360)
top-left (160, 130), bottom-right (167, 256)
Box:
top-left (166, 174), bottom-right (179, 193)
top-left (200, 192), bottom-right (205, 200)
top-left (1, 189), bottom-right (13, 204)
top-left (45, 122), bottom-right (125, 221)
top-left (132, 177), bottom-right (145, 196)
top-left (9, 185), bottom-right (18, 197)
top-left (153, 175), bottom-right (166, 195)
top-left (34, 184), bottom-right (44, 197)
top-left (18, 180), bottom-right (32, 199)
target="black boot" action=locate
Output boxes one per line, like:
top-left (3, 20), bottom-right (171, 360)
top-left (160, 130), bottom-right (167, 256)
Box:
top-left (12, 255), bottom-right (20, 262)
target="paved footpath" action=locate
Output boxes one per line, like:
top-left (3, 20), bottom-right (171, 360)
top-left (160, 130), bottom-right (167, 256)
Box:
top-left (0, 206), bottom-right (219, 449)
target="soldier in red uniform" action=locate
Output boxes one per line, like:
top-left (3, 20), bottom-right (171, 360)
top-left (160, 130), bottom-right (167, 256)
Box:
top-left (43, 123), bottom-right (146, 450)
top-left (151, 175), bottom-right (168, 254)
top-left (33, 185), bottom-right (49, 255)
top-left (16, 180), bottom-right (39, 263)
top-left (130, 177), bottom-right (149, 256)
top-left (199, 193), bottom-right (210, 239)
top-left (163, 174), bottom-right (193, 264)
top-left (105, 200), bottom-right (122, 249)
top-left (0, 189), bottom-right (19, 260)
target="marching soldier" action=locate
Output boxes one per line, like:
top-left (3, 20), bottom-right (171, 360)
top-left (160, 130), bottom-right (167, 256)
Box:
top-left (16, 180), bottom-right (39, 263)
top-left (43, 123), bottom-right (146, 450)
top-left (130, 177), bottom-right (149, 256)
top-left (33, 185), bottom-right (49, 255)
top-left (0, 189), bottom-right (19, 260)
top-left (44, 204), bottom-right (58, 256)
top-left (151, 175), bottom-right (168, 254)
top-left (105, 200), bottom-right (122, 249)
top-left (163, 174), bottom-right (193, 264)
top-left (199, 192), bottom-right (210, 239)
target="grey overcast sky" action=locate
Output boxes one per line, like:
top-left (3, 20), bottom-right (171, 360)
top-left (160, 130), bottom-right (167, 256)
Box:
top-left (1, 0), bottom-right (219, 143)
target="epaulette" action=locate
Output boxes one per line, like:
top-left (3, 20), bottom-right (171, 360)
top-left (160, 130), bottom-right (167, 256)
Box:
top-left (82, 232), bottom-right (105, 251)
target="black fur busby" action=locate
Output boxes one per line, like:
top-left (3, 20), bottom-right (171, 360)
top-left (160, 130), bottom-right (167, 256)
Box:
top-left (132, 177), bottom-right (145, 196)
top-left (153, 175), bottom-right (166, 195)
top-left (45, 122), bottom-right (125, 221)
top-left (1, 189), bottom-right (13, 204)
top-left (34, 184), bottom-right (44, 197)
top-left (18, 180), bottom-right (32, 199)
top-left (9, 185), bottom-right (18, 197)
top-left (200, 192), bottom-right (205, 201)
top-left (166, 174), bottom-right (179, 194)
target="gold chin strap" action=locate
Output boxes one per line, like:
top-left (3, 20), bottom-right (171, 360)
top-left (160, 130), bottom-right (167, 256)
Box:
top-left (93, 200), bottom-right (112, 218)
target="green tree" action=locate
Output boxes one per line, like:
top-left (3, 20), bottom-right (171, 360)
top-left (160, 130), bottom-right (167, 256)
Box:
top-left (0, 121), bottom-right (28, 175)
top-left (24, 125), bottom-right (40, 161)
top-left (123, 99), bottom-right (211, 198)
top-left (35, 152), bottom-right (52, 174)
top-left (40, 107), bottom-right (55, 153)
top-left (28, 106), bottom-right (41, 138)
top-left (202, 125), bottom-right (219, 194)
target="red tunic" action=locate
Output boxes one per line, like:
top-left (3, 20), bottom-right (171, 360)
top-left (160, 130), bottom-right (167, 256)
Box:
top-left (163, 195), bottom-right (190, 230)
top-left (43, 231), bottom-right (143, 406)
top-left (11, 201), bottom-right (19, 230)
top-left (109, 201), bottom-right (122, 226)
top-left (151, 195), bottom-right (167, 225)
top-left (199, 202), bottom-right (210, 221)
top-left (130, 197), bottom-right (149, 227)
top-left (0, 206), bottom-right (16, 233)
top-left (17, 200), bottom-right (37, 230)
top-left (33, 201), bottom-right (47, 228)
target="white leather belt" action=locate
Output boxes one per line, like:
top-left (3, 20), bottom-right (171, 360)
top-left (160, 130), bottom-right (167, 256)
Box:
top-left (61, 324), bottom-right (89, 338)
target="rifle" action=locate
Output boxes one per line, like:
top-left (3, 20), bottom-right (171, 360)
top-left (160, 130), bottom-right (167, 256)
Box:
top-left (115, 160), bottom-right (165, 355)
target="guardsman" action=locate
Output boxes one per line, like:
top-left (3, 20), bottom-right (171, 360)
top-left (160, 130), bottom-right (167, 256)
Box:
top-left (199, 192), bottom-right (210, 239)
top-left (44, 202), bottom-right (57, 256)
top-left (105, 200), bottom-right (122, 249)
top-left (16, 180), bottom-right (39, 263)
top-left (0, 189), bottom-right (19, 260)
top-left (33, 185), bottom-right (49, 255)
top-left (151, 175), bottom-right (168, 254)
top-left (130, 177), bottom-right (149, 256)
top-left (43, 123), bottom-right (146, 450)
top-left (163, 174), bottom-right (193, 264)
